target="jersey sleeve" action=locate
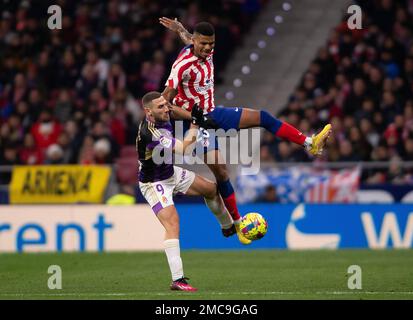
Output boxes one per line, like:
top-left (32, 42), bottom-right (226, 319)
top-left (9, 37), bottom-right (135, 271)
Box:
top-left (165, 46), bottom-right (192, 89)
top-left (166, 63), bottom-right (186, 90)
top-left (165, 67), bottom-right (180, 90)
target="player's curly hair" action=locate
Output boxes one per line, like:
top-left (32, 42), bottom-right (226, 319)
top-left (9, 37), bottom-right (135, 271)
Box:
top-left (194, 22), bottom-right (215, 36)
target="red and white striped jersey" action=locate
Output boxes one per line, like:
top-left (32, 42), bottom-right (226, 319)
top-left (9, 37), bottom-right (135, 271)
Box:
top-left (165, 45), bottom-right (215, 112)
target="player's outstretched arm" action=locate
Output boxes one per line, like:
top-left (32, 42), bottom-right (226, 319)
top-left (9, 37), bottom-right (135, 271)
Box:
top-left (162, 89), bottom-right (191, 121)
top-left (173, 125), bottom-right (198, 154)
top-left (162, 86), bottom-right (178, 103)
top-left (159, 17), bottom-right (193, 45)
top-left (169, 105), bottom-right (192, 121)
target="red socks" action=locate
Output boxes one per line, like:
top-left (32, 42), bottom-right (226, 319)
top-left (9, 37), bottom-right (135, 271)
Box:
top-left (276, 122), bottom-right (306, 145)
top-left (222, 193), bottom-right (241, 221)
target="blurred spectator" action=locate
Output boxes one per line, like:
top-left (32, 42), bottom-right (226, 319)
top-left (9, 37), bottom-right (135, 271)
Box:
top-left (94, 138), bottom-right (112, 164)
top-left (45, 144), bottom-right (64, 165)
top-left (19, 133), bottom-right (43, 165)
top-left (57, 132), bottom-right (74, 164)
top-left (402, 138), bottom-right (413, 160)
top-left (64, 120), bottom-right (84, 162)
top-left (106, 63), bottom-right (126, 98)
top-left (100, 110), bottom-right (125, 146)
top-left (78, 135), bottom-right (95, 164)
top-left (15, 101), bottom-right (33, 131)
top-left (85, 50), bottom-right (109, 85)
top-left (54, 89), bottom-right (73, 123)
top-left (387, 158), bottom-right (407, 184)
top-left (27, 88), bottom-right (45, 120)
top-left (56, 50), bottom-right (79, 88)
top-left (9, 73), bottom-right (28, 106)
top-left (275, 141), bottom-right (294, 162)
top-left (90, 121), bottom-right (118, 161)
top-left (338, 140), bottom-right (360, 162)
top-left (0, 143), bottom-right (20, 184)
top-left (348, 126), bottom-right (372, 160)
top-left (260, 145), bottom-right (275, 162)
top-left (88, 88), bottom-right (108, 121)
top-left (343, 78), bottom-right (366, 115)
top-left (76, 64), bottom-right (98, 102)
top-left (256, 185), bottom-right (278, 203)
top-left (7, 113), bottom-right (24, 145)
top-left (30, 110), bottom-right (62, 152)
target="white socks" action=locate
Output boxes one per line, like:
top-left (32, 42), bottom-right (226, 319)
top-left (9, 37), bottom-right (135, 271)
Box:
top-left (204, 195), bottom-right (234, 229)
top-left (164, 239), bottom-right (183, 281)
top-left (304, 136), bottom-right (313, 150)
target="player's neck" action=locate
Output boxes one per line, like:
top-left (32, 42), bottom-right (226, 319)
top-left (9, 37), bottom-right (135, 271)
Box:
top-left (191, 47), bottom-right (206, 60)
top-left (146, 115), bottom-right (156, 124)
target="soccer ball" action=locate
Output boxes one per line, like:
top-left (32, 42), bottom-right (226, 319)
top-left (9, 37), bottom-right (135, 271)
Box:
top-left (239, 213), bottom-right (268, 241)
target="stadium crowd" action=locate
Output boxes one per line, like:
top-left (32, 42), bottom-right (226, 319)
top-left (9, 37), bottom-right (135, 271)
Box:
top-left (2, 0), bottom-right (413, 185)
top-left (0, 0), bottom-right (264, 184)
top-left (261, 0), bottom-right (413, 184)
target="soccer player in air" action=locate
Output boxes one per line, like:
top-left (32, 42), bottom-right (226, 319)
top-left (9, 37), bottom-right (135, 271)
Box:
top-left (137, 91), bottom-right (235, 292)
top-left (160, 17), bottom-right (332, 245)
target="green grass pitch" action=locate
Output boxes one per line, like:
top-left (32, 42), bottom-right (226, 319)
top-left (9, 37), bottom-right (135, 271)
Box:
top-left (1, 250), bottom-right (412, 300)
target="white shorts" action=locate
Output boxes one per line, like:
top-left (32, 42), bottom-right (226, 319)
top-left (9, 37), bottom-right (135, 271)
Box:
top-left (139, 166), bottom-right (196, 214)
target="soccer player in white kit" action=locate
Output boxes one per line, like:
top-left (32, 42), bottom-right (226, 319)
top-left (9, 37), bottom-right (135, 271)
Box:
top-left (137, 91), bottom-right (234, 291)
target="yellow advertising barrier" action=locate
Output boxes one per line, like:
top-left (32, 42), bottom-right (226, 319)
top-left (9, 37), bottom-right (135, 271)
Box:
top-left (10, 165), bottom-right (112, 204)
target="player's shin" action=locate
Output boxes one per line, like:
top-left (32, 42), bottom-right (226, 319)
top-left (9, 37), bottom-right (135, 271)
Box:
top-left (164, 239), bottom-right (184, 281)
top-left (217, 180), bottom-right (241, 222)
top-left (204, 194), bottom-right (234, 229)
top-left (260, 110), bottom-right (311, 147)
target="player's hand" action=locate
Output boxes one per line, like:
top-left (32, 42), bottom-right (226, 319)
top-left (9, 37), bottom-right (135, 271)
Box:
top-left (166, 101), bottom-right (173, 112)
top-left (159, 17), bottom-right (185, 33)
top-left (191, 103), bottom-right (203, 125)
top-left (191, 104), bottom-right (219, 129)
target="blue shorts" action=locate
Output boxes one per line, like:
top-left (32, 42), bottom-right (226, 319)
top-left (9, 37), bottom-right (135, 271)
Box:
top-left (172, 106), bottom-right (244, 154)
top-left (208, 106), bottom-right (243, 131)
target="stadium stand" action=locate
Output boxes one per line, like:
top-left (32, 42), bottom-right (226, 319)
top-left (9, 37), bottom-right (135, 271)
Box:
top-left (0, 0), bottom-right (266, 186)
top-left (261, 0), bottom-right (413, 184)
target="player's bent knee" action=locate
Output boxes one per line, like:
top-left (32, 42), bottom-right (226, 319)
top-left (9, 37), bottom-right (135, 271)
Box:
top-left (157, 206), bottom-right (179, 229)
top-left (204, 182), bottom-right (218, 199)
top-left (210, 166), bottom-right (229, 181)
top-left (210, 182), bottom-right (219, 198)
top-left (216, 172), bottom-right (229, 182)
